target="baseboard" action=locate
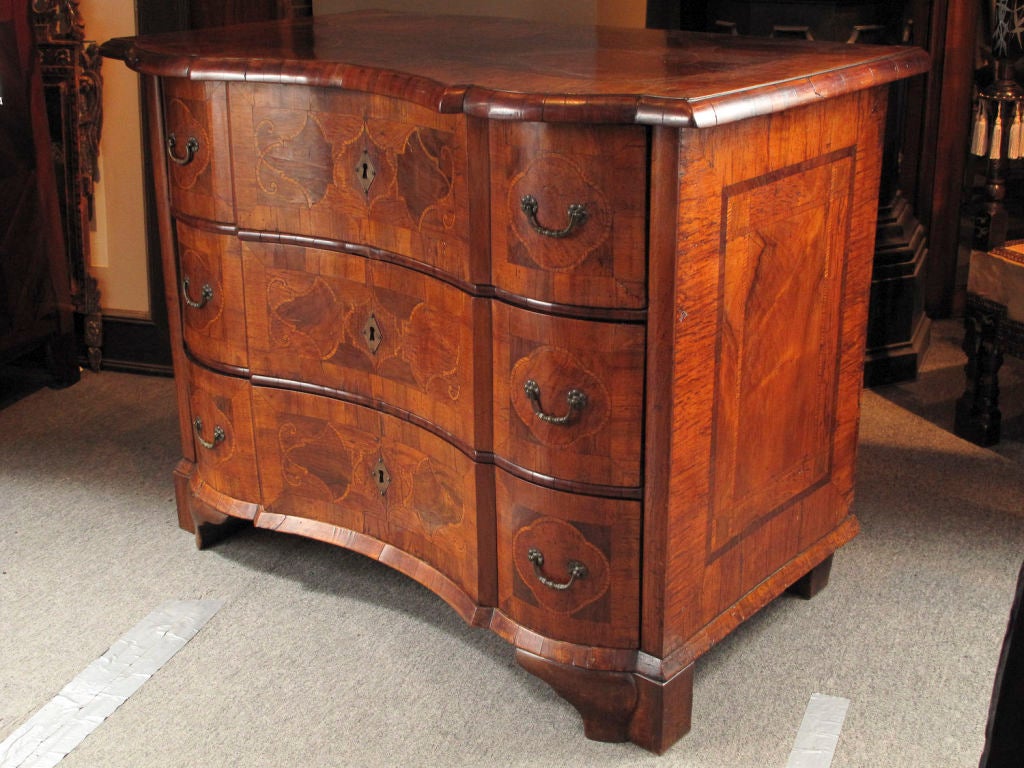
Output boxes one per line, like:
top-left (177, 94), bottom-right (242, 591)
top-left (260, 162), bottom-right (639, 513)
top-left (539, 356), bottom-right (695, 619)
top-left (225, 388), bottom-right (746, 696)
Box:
top-left (78, 314), bottom-right (173, 376)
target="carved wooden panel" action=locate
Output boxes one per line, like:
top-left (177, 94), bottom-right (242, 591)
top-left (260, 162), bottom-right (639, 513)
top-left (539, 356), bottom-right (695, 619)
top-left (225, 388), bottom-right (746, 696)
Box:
top-left (242, 239), bottom-right (485, 449)
top-left (253, 386), bottom-right (485, 599)
top-left (492, 301), bottom-right (645, 489)
top-left (177, 223), bottom-right (248, 370)
top-left (490, 121), bottom-right (648, 309)
top-left (230, 83), bottom-right (476, 282)
top-left (496, 469), bottom-right (641, 648)
top-left (163, 79), bottom-right (233, 223)
top-left (186, 362), bottom-right (259, 503)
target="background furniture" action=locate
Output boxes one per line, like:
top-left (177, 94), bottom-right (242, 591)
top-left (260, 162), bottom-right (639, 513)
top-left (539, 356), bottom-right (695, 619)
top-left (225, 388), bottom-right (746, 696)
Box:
top-left (0, 0), bottom-right (78, 388)
top-left (104, 11), bottom-right (927, 753)
top-left (31, 0), bottom-right (103, 371)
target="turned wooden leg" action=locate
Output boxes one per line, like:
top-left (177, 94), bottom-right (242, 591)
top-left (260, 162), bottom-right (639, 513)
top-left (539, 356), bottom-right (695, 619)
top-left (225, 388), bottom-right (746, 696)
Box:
top-left (515, 649), bottom-right (693, 754)
top-left (955, 302), bottom-right (1003, 446)
top-left (787, 554), bottom-right (834, 600)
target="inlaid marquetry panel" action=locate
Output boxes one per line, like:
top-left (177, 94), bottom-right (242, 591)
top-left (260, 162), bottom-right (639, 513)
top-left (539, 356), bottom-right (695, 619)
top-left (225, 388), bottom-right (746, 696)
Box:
top-left (162, 79), bottom-right (234, 223)
top-left (253, 386), bottom-right (484, 599)
top-left (496, 469), bottom-right (640, 648)
top-left (492, 302), bottom-right (644, 488)
top-left (229, 83), bottom-right (476, 282)
top-left (708, 150), bottom-right (853, 556)
top-left (242, 239), bottom-right (484, 448)
top-left (185, 362), bottom-right (259, 503)
top-left (490, 121), bottom-right (648, 309)
top-left (177, 223), bottom-right (248, 370)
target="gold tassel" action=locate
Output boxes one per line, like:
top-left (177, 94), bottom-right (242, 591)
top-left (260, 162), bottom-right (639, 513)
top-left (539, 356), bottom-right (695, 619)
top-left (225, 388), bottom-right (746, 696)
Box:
top-left (990, 103), bottom-right (1003, 160)
top-left (1008, 103), bottom-right (1021, 160)
top-left (1015, 101), bottom-right (1024, 159)
top-left (972, 100), bottom-right (989, 156)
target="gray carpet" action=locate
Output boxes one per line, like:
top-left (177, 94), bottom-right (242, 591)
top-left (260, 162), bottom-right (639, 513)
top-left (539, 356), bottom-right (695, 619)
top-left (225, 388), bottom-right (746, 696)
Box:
top-left (1, 320), bottom-right (1022, 767)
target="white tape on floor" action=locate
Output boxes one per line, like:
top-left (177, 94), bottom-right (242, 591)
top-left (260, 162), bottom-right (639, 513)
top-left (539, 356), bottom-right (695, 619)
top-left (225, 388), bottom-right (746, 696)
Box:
top-left (785, 693), bottom-right (851, 768)
top-left (0, 600), bottom-right (222, 768)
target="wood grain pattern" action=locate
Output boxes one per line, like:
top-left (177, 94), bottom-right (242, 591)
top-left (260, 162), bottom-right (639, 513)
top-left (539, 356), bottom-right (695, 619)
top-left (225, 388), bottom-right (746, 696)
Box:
top-left (496, 469), bottom-right (641, 649)
top-left (109, 11), bottom-right (928, 127)
top-left (104, 13), bottom-right (928, 753)
top-left (242, 238), bottom-right (484, 449)
top-left (177, 221), bottom-right (249, 371)
top-left (162, 79), bottom-right (233, 223)
top-left (489, 121), bottom-right (648, 309)
top-left (252, 385), bottom-right (484, 600)
top-left (230, 83), bottom-right (478, 283)
top-left (492, 301), bottom-right (645, 488)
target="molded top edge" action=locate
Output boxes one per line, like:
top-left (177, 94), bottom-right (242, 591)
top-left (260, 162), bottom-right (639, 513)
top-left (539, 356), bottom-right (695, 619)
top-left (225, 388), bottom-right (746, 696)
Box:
top-left (102, 10), bottom-right (930, 126)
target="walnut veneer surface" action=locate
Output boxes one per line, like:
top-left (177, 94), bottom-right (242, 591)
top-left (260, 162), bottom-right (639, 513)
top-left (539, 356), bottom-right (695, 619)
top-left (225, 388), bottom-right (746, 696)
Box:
top-left (104, 12), bottom-right (928, 753)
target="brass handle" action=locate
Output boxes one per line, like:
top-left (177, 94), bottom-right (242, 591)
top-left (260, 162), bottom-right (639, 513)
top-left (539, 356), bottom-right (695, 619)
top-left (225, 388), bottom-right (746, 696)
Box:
top-left (527, 548), bottom-right (588, 591)
top-left (520, 194), bottom-right (587, 238)
top-left (182, 277), bottom-right (214, 309)
top-left (167, 133), bottom-right (199, 166)
top-left (192, 417), bottom-right (225, 450)
top-left (523, 379), bottom-right (587, 425)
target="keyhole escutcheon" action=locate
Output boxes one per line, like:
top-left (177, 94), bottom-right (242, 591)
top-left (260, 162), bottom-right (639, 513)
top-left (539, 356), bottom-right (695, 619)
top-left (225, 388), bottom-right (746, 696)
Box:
top-left (356, 149), bottom-right (376, 194)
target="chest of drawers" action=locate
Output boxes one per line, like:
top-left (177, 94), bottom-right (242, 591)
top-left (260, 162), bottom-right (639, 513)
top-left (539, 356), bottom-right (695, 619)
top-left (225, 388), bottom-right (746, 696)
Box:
top-left (104, 12), bottom-right (928, 753)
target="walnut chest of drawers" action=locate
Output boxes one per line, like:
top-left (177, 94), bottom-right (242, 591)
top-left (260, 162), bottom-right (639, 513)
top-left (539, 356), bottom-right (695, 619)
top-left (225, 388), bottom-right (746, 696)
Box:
top-left (104, 12), bottom-right (928, 753)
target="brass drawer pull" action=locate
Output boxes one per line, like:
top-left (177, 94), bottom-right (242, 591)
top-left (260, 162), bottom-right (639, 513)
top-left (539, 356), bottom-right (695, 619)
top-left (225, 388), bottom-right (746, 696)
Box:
top-left (192, 417), bottom-right (225, 450)
top-left (167, 133), bottom-right (200, 166)
top-left (523, 379), bottom-right (587, 425)
top-left (182, 277), bottom-right (214, 309)
top-left (520, 194), bottom-right (587, 238)
top-left (527, 548), bottom-right (588, 591)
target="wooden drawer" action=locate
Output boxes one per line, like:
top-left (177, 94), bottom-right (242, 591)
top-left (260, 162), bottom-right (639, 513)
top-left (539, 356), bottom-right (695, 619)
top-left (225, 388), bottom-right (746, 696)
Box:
top-left (496, 470), bottom-right (640, 649)
top-left (492, 302), bottom-right (644, 488)
top-left (242, 239), bottom-right (486, 449)
top-left (177, 222), bottom-right (248, 370)
top-left (252, 386), bottom-right (487, 601)
top-left (185, 362), bottom-right (259, 504)
top-left (162, 79), bottom-right (233, 222)
top-left (490, 121), bottom-right (648, 309)
top-left (229, 83), bottom-right (478, 283)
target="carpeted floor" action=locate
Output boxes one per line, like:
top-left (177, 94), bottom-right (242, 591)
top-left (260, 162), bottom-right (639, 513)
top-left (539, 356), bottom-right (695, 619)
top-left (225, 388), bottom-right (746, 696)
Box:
top-left (1, 319), bottom-right (1022, 767)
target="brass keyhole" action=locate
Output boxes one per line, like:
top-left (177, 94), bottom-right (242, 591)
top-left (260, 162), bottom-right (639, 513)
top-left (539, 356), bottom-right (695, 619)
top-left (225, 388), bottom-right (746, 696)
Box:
top-left (362, 314), bottom-right (383, 354)
top-left (372, 456), bottom-right (391, 495)
top-left (356, 149), bottom-right (376, 194)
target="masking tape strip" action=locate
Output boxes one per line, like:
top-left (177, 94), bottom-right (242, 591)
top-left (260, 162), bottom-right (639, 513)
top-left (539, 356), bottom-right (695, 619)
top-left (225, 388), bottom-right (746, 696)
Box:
top-left (0, 600), bottom-right (223, 768)
top-left (785, 693), bottom-right (851, 768)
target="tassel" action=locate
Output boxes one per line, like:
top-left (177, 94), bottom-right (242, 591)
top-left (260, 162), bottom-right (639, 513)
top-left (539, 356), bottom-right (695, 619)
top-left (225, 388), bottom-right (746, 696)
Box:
top-left (990, 103), bottom-right (1003, 160)
top-left (1015, 101), bottom-right (1024, 159)
top-left (972, 100), bottom-right (990, 156)
top-left (1010, 102), bottom-right (1023, 159)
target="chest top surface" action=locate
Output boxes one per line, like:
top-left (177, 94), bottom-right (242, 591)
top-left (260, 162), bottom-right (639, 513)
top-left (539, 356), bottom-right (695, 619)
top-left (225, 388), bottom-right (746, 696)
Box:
top-left (104, 10), bottom-right (929, 126)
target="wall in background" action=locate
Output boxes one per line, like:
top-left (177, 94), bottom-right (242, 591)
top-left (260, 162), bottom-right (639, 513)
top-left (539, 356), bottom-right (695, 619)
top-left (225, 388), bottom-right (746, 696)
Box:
top-left (80, 0), bottom-right (149, 319)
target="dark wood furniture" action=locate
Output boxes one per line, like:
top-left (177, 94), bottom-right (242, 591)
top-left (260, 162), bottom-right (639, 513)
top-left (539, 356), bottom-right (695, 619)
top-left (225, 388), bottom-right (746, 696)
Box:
top-left (31, 0), bottom-right (103, 371)
top-left (0, 0), bottom-right (78, 387)
top-left (103, 12), bottom-right (928, 752)
top-left (980, 560), bottom-right (1024, 768)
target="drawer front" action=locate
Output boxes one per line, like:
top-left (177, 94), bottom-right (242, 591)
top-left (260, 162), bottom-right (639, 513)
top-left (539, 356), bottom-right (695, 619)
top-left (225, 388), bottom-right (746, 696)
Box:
top-left (162, 79), bottom-right (233, 222)
top-left (230, 83), bottom-right (476, 283)
top-left (177, 222), bottom-right (248, 370)
top-left (186, 362), bottom-right (259, 503)
top-left (243, 240), bottom-right (484, 448)
top-left (253, 386), bottom-right (485, 601)
top-left (490, 121), bottom-right (647, 309)
top-left (493, 303), bottom-right (644, 488)
top-left (496, 470), bottom-right (640, 649)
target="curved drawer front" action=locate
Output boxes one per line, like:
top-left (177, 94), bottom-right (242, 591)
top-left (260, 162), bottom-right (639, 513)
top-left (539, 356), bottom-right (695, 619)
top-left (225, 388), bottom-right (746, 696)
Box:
top-left (252, 386), bottom-right (485, 601)
top-left (496, 470), bottom-right (640, 649)
top-left (162, 79), bottom-right (234, 222)
top-left (185, 362), bottom-right (259, 504)
top-left (177, 222), bottom-right (248, 370)
top-left (490, 121), bottom-right (647, 310)
top-left (243, 239), bottom-right (484, 449)
top-left (493, 302), bottom-right (644, 488)
top-left (230, 83), bottom-right (476, 283)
